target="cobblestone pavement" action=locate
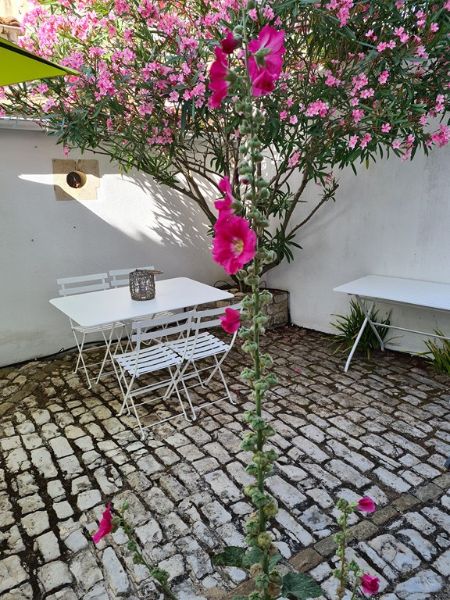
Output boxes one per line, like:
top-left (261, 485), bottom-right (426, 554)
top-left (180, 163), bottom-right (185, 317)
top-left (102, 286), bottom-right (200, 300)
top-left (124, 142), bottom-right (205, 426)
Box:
top-left (0, 326), bottom-right (449, 600)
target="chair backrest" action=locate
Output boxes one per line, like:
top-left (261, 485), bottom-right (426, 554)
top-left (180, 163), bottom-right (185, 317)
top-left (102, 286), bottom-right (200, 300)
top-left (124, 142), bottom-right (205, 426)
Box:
top-left (109, 266), bottom-right (155, 288)
top-left (57, 273), bottom-right (109, 296)
top-left (131, 310), bottom-right (194, 348)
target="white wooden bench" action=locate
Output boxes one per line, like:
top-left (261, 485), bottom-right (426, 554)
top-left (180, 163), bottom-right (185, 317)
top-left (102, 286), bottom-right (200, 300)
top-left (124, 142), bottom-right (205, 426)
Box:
top-left (333, 275), bottom-right (450, 372)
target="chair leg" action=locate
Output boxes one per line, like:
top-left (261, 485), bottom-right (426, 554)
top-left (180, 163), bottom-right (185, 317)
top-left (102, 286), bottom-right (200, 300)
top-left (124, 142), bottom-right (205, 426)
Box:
top-left (96, 327), bottom-right (115, 384)
top-left (216, 359), bottom-right (235, 405)
top-left (128, 394), bottom-right (145, 440)
top-left (73, 331), bottom-right (92, 389)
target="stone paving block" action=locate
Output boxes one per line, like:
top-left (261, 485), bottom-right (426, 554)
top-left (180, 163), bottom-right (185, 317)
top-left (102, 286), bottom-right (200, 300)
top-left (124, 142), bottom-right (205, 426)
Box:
top-left (102, 547), bottom-right (130, 595)
top-left (37, 560), bottom-right (72, 592)
top-left (0, 555), bottom-right (28, 594)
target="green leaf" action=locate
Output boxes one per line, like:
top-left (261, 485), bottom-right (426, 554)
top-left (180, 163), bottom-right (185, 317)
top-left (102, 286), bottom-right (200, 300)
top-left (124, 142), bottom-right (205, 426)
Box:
top-left (282, 572), bottom-right (323, 599)
top-left (242, 547), bottom-right (264, 567)
top-left (213, 546), bottom-right (245, 568)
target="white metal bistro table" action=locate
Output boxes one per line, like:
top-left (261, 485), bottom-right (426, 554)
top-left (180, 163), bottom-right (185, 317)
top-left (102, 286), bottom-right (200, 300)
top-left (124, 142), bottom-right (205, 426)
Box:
top-left (50, 277), bottom-right (233, 382)
top-left (334, 275), bottom-right (450, 372)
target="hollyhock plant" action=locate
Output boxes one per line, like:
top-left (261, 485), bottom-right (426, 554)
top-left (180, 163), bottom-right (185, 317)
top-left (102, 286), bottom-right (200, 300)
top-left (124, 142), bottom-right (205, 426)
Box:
top-left (220, 307), bottom-right (241, 333)
top-left (357, 496), bottom-right (377, 514)
top-left (212, 214), bottom-right (257, 275)
top-left (361, 573), bottom-right (381, 596)
top-left (92, 504), bottom-right (113, 544)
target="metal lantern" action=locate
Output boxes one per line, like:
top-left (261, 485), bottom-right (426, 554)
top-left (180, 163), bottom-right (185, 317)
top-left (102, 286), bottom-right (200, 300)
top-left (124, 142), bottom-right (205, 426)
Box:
top-left (129, 269), bottom-right (162, 301)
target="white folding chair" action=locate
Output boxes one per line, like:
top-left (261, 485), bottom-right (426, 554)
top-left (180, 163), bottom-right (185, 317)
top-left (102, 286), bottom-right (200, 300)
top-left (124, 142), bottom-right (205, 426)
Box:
top-left (113, 311), bottom-right (196, 439)
top-left (109, 266), bottom-right (155, 288)
top-left (167, 304), bottom-right (240, 416)
top-left (57, 273), bottom-right (124, 389)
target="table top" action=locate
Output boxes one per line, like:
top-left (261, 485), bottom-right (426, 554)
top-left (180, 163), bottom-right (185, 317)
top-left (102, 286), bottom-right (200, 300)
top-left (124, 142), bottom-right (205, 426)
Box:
top-left (50, 277), bottom-right (234, 327)
top-left (334, 275), bottom-right (450, 311)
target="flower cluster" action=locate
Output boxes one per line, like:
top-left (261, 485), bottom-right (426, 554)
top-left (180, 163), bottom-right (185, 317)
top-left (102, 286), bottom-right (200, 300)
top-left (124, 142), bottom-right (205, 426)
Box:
top-left (208, 24), bottom-right (285, 106)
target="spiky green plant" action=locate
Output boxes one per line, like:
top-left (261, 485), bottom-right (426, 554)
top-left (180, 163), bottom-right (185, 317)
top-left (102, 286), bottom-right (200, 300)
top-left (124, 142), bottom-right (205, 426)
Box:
top-left (331, 300), bottom-right (390, 359)
top-left (424, 332), bottom-right (450, 375)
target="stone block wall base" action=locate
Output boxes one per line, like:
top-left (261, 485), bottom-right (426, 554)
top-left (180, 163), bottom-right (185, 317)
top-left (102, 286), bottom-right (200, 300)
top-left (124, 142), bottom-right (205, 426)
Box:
top-left (206, 287), bottom-right (290, 329)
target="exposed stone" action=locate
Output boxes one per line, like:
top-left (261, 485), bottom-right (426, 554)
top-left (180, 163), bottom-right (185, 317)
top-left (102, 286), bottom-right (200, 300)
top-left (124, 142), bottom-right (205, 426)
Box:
top-left (37, 560), bottom-right (72, 592)
top-left (102, 547), bottom-right (130, 595)
top-left (0, 556), bottom-right (28, 594)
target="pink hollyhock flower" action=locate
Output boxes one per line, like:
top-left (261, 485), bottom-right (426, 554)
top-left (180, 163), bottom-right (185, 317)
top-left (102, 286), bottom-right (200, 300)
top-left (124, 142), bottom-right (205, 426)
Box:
top-left (221, 30), bottom-right (240, 55)
top-left (208, 47), bottom-right (229, 109)
top-left (214, 176), bottom-right (234, 219)
top-left (92, 504), bottom-right (113, 544)
top-left (212, 215), bottom-right (257, 275)
top-left (361, 574), bottom-right (380, 596)
top-left (357, 496), bottom-right (377, 513)
top-left (248, 25), bottom-right (286, 97)
top-left (220, 307), bottom-right (241, 334)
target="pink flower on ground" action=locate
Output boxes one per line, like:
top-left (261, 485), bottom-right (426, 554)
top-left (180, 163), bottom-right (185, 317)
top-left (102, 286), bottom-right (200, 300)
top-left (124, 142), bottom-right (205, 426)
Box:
top-left (221, 30), bottom-right (240, 55)
top-left (212, 215), bottom-right (257, 275)
top-left (357, 496), bottom-right (377, 513)
top-left (361, 574), bottom-right (380, 596)
top-left (92, 505), bottom-right (113, 544)
top-left (208, 47), bottom-right (229, 108)
top-left (220, 307), bottom-right (240, 333)
top-left (248, 25), bottom-right (286, 97)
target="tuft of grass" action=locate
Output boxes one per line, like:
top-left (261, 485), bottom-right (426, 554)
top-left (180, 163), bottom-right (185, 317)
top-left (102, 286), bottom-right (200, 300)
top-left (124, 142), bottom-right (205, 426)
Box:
top-left (423, 331), bottom-right (450, 375)
top-left (331, 299), bottom-right (390, 359)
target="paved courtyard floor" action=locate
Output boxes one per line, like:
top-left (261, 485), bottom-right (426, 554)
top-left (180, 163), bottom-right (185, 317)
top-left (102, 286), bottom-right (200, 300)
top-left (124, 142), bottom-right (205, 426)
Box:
top-left (0, 326), bottom-right (449, 600)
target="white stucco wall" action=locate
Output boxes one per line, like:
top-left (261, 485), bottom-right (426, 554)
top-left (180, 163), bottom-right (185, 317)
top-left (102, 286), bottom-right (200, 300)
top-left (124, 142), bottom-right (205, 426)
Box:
top-left (0, 128), bottom-right (223, 366)
top-left (267, 145), bottom-right (450, 355)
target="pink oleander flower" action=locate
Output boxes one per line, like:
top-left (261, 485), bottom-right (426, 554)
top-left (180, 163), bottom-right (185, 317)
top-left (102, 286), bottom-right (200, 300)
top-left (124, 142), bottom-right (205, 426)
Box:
top-left (220, 307), bottom-right (241, 334)
top-left (248, 25), bottom-right (286, 97)
top-left (348, 135), bottom-right (358, 149)
top-left (305, 100), bottom-right (329, 117)
top-left (378, 70), bottom-right (390, 84)
top-left (381, 123), bottom-right (391, 133)
top-left (431, 124), bottom-right (450, 148)
top-left (288, 151), bottom-right (301, 168)
top-left (212, 215), bottom-right (257, 275)
top-left (361, 573), bottom-right (380, 596)
top-left (92, 504), bottom-right (113, 544)
top-left (208, 47), bottom-right (229, 108)
top-left (221, 30), bottom-right (240, 55)
top-left (357, 496), bottom-right (377, 513)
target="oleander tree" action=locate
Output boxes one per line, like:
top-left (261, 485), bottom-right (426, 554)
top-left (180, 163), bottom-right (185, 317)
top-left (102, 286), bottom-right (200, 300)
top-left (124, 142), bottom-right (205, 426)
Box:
top-left (1, 0), bottom-right (449, 280)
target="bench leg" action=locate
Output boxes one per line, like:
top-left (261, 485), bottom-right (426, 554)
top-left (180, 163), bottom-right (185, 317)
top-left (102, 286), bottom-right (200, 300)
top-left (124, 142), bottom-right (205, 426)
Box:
top-left (356, 296), bottom-right (385, 351)
top-left (344, 315), bottom-right (369, 372)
